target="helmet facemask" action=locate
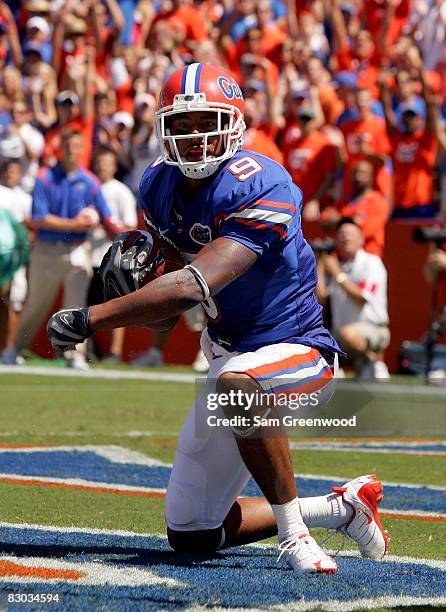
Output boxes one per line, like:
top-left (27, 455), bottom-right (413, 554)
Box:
top-left (156, 94), bottom-right (245, 179)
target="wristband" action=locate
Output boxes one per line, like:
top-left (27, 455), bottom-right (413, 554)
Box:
top-left (184, 264), bottom-right (211, 300)
top-left (335, 272), bottom-right (347, 285)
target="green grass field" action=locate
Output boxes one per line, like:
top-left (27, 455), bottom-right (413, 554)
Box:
top-left (0, 368), bottom-right (444, 564)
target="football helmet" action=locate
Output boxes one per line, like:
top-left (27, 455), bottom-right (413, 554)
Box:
top-left (156, 63), bottom-right (245, 179)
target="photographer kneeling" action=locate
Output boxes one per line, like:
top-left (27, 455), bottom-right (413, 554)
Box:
top-left (316, 220), bottom-right (390, 380)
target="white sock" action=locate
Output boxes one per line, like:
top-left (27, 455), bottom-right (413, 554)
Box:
top-left (298, 493), bottom-right (353, 529)
top-left (271, 497), bottom-right (309, 542)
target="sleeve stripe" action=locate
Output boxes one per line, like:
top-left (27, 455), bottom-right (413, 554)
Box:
top-left (226, 208), bottom-right (293, 227)
top-left (229, 217), bottom-right (287, 239)
top-left (255, 200), bottom-right (297, 213)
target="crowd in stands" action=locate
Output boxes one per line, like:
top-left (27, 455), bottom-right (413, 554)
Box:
top-left (0, 0), bottom-right (446, 377)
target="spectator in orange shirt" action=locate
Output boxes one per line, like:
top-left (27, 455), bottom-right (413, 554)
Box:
top-left (328, 0), bottom-right (387, 100)
top-left (150, 0), bottom-right (209, 51)
top-left (284, 100), bottom-right (342, 221)
top-left (306, 56), bottom-right (344, 126)
top-left (321, 160), bottom-right (389, 258)
top-left (44, 47), bottom-right (95, 169)
top-left (380, 62), bottom-right (440, 219)
top-left (254, 0), bottom-right (287, 66)
top-left (362, 0), bottom-right (410, 47)
top-left (242, 97), bottom-right (283, 164)
top-left (340, 88), bottom-right (392, 203)
top-left (225, 27), bottom-right (279, 90)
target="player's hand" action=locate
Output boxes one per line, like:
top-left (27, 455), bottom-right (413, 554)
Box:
top-left (47, 308), bottom-right (93, 352)
top-left (74, 208), bottom-right (99, 231)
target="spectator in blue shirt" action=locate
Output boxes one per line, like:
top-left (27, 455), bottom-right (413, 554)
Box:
top-left (3, 129), bottom-right (118, 369)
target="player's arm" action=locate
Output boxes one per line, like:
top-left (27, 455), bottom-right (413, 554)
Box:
top-left (47, 238), bottom-right (258, 350)
top-left (378, 65), bottom-right (397, 134)
top-left (91, 237), bottom-right (257, 329)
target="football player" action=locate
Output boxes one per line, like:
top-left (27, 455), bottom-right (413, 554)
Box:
top-left (48, 64), bottom-right (388, 574)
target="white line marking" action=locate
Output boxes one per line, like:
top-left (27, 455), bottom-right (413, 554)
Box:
top-left (289, 441), bottom-right (446, 456)
top-left (296, 472), bottom-right (446, 491)
top-left (0, 521), bottom-right (158, 538)
top-left (379, 508), bottom-right (446, 519)
top-left (0, 365), bottom-right (196, 383)
top-left (0, 473), bottom-right (166, 494)
top-left (2, 365), bottom-right (446, 396)
top-left (3, 474), bottom-right (444, 519)
top-left (0, 431), bottom-right (171, 438)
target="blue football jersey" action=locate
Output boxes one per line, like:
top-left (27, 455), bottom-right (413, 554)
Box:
top-left (138, 150), bottom-right (341, 354)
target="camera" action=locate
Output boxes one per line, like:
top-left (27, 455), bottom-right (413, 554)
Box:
top-left (413, 226), bottom-right (446, 246)
top-left (309, 237), bottom-right (336, 255)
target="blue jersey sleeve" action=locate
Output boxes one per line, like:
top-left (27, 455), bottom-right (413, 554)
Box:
top-left (138, 162), bottom-right (163, 227)
top-left (217, 159), bottom-right (303, 256)
top-left (31, 177), bottom-right (50, 221)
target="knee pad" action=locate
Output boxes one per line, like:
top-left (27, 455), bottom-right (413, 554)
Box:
top-left (167, 526), bottom-right (224, 554)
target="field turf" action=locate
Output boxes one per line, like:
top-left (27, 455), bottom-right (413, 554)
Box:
top-left (0, 367), bottom-right (445, 610)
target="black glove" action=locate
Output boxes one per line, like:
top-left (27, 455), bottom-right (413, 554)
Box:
top-left (47, 307), bottom-right (93, 352)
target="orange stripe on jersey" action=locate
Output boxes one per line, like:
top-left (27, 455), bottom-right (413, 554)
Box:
top-left (231, 217), bottom-right (287, 239)
top-left (245, 348), bottom-right (322, 378)
top-left (255, 200), bottom-right (297, 213)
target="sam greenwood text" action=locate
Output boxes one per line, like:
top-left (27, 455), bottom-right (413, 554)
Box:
top-left (207, 415), bottom-right (357, 428)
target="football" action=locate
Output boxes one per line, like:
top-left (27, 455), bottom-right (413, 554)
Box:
top-left (99, 227), bottom-right (184, 301)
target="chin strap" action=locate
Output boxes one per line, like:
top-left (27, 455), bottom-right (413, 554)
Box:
top-left (183, 264), bottom-right (210, 300)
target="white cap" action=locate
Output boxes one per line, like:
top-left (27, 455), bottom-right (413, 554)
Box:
top-left (26, 16), bottom-right (51, 37)
top-left (112, 111), bottom-right (135, 129)
top-left (134, 93), bottom-right (156, 109)
top-left (56, 90), bottom-right (79, 105)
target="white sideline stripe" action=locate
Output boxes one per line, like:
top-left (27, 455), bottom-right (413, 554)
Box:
top-left (339, 380), bottom-right (446, 396)
top-left (0, 365), bottom-right (196, 383)
top-left (0, 431), bottom-right (171, 438)
top-left (2, 364), bottom-right (446, 396)
top-left (292, 440), bottom-right (446, 448)
top-left (0, 473), bottom-right (166, 494)
top-left (289, 442), bottom-right (446, 456)
top-left (0, 521), bottom-right (158, 538)
top-left (380, 508), bottom-right (446, 519)
top-left (296, 472), bottom-right (446, 491)
top-left (2, 473), bottom-right (445, 519)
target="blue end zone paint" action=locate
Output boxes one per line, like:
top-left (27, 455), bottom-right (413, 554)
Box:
top-left (0, 450), bottom-right (445, 513)
top-left (0, 527), bottom-right (445, 611)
